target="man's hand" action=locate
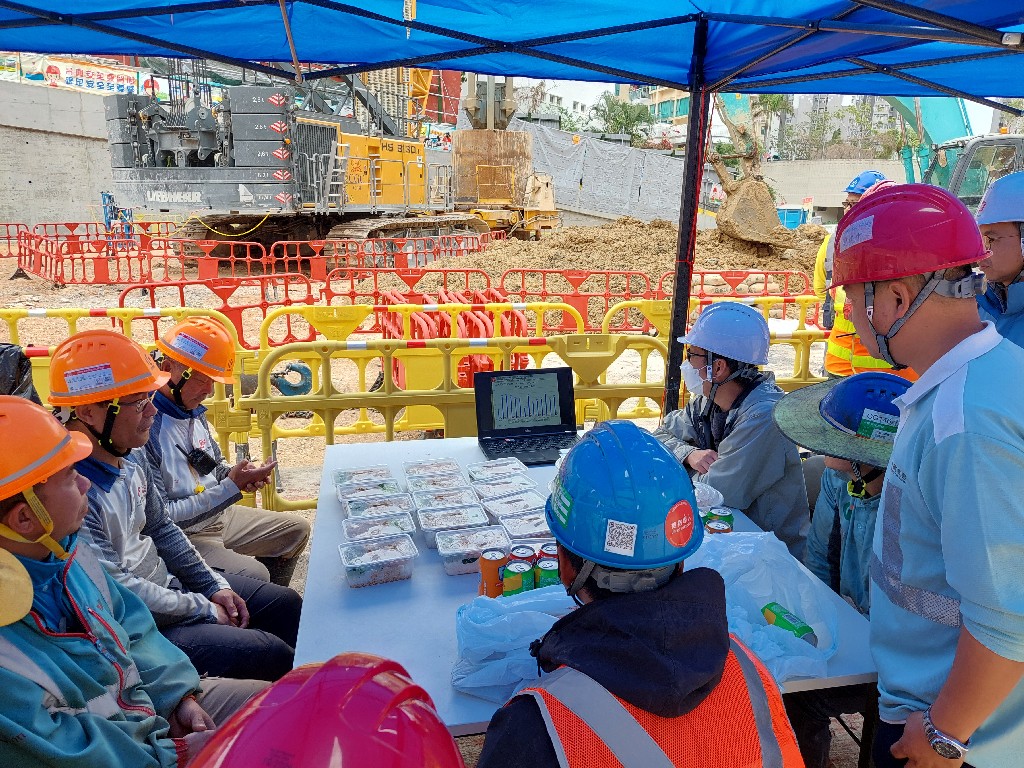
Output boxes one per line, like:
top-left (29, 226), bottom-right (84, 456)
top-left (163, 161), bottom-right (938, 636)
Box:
top-left (891, 711), bottom-right (965, 768)
top-left (182, 730), bottom-right (217, 765)
top-left (685, 449), bottom-right (718, 475)
top-left (210, 589), bottom-right (249, 628)
top-left (169, 695), bottom-right (215, 738)
top-left (227, 459), bottom-right (277, 494)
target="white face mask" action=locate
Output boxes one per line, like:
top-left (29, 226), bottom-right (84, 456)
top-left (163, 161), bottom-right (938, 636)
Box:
top-left (680, 361), bottom-right (706, 393)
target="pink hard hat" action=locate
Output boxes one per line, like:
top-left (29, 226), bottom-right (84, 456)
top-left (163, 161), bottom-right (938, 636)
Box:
top-left (191, 653), bottom-right (465, 768)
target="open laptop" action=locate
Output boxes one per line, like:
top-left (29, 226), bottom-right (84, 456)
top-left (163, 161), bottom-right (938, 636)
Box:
top-left (474, 367), bottom-right (580, 466)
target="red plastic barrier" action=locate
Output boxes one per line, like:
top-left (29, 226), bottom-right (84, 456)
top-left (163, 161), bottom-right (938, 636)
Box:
top-left (657, 269), bottom-right (819, 325)
top-left (118, 274), bottom-right (316, 350)
top-left (322, 267), bottom-right (492, 316)
top-left (0, 223), bottom-right (26, 260)
top-left (18, 231), bottom-right (163, 285)
top-left (499, 269), bottom-right (655, 333)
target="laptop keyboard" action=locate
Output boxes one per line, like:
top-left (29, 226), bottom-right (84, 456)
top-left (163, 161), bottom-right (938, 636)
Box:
top-left (488, 434), bottom-right (579, 453)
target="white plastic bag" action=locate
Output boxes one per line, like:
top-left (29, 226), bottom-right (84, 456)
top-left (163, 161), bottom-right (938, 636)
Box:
top-left (451, 585), bottom-right (575, 703)
top-left (686, 532), bottom-right (840, 683)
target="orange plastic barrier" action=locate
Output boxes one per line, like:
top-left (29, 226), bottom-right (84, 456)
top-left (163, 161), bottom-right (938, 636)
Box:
top-left (499, 269), bottom-right (655, 333)
top-left (0, 223), bottom-right (26, 260)
top-left (658, 269), bottom-right (820, 326)
top-left (119, 274), bottom-right (317, 350)
top-left (321, 267), bottom-right (493, 316)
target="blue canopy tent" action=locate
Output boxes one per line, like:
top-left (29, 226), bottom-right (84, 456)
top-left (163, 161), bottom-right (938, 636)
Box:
top-left (3, 0), bottom-right (1024, 410)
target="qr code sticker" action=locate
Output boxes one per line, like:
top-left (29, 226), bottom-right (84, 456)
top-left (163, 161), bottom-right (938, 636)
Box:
top-left (604, 519), bottom-right (637, 557)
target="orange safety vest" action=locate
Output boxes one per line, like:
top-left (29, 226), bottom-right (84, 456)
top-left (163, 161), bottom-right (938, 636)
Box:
top-left (514, 636), bottom-right (805, 768)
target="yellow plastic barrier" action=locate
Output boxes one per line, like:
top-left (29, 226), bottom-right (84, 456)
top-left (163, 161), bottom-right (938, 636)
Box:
top-left (232, 333), bottom-right (667, 511)
top-left (255, 302), bottom-right (587, 436)
top-left (601, 296), bottom-right (828, 394)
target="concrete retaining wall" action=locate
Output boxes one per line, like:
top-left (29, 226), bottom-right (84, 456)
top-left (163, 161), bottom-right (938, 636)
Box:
top-left (0, 80), bottom-right (113, 225)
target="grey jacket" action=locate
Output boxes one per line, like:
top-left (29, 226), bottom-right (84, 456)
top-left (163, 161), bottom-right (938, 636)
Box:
top-left (653, 372), bottom-right (809, 558)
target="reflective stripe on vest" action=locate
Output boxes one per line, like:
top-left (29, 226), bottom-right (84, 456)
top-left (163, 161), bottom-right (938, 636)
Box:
top-left (825, 312), bottom-right (897, 374)
top-left (870, 484), bottom-right (963, 628)
top-left (518, 638), bottom-right (788, 768)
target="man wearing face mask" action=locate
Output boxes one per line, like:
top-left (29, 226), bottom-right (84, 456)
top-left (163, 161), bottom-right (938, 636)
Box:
top-left (653, 302), bottom-right (809, 558)
top-left (975, 171), bottom-right (1024, 348)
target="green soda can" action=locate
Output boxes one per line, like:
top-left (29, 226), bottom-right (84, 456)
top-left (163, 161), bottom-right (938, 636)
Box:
top-left (762, 601), bottom-right (819, 647)
top-left (706, 507), bottom-right (735, 526)
top-left (502, 561), bottom-right (534, 596)
top-left (535, 558), bottom-right (560, 588)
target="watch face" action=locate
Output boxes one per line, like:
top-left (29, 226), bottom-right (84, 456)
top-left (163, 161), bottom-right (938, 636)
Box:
top-left (933, 741), bottom-right (963, 760)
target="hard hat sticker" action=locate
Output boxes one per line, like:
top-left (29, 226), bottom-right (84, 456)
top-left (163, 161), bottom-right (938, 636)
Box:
top-left (839, 215), bottom-right (873, 252)
top-left (858, 407), bottom-right (898, 441)
top-left (171, 332), bottom-right (209, 361)
top-left (604, 519), bottom-right (637, 558)
top-left (550, 478), bottom-right (573, 526)
top-left (64, 363), bottom-right (115, 393)
top-left (665, 500), bottom-right (696, 548)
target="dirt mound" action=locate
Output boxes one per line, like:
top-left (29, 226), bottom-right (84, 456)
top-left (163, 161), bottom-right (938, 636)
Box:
top-left (430, 216), bottom-right (826, 283)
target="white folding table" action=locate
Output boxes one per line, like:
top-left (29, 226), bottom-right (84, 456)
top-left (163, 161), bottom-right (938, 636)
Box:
top-left (294, 437), bottom-right (876, 736)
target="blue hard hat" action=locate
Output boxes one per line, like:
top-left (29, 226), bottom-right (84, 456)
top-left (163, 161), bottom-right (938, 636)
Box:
top-left (546, 420), bottom-right (703, 570)
top-left (773, 371), bottom-right (910, 468)
top-left (845, 170), bottom-right (887, 195)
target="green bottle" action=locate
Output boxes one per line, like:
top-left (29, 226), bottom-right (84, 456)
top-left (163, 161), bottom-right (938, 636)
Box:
top-left (762, 602), bottom-right (819, 647)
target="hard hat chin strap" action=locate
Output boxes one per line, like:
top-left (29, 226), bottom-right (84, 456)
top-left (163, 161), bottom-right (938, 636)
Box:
top-left (167, 367), bottom-right (193, 409)
top-left (84, 399), bottom-right (131, 458)
top-left (701, 351), bottom-right (748, 420)
top-left (864, 270), bottom-right (986, 370)
top-left (847, 464), bottom-right (884, 499)
top-left (0, 486), bottom-right (72, 560)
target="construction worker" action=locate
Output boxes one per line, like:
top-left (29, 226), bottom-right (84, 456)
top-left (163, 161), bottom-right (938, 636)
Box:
top-left (147, 317), bottom-right (310, 587)
top-left (476, 420), bottom-right (804, 768)
top-left (834, 183), bottom-right (1024, 767)
top-left (191, 653), bottom-right (466, 768)
top-left (49, 330), bottom-right (302, 682)
top-left (975, 171), bottom-right (1024, 348)
top-left (772, 371), bottom-right (911, 768)
top-left (0, 396), bottom-right (267, 768)
top-left (653, 301), bottom-right (809, 558)
top-left (813, 171), bottom-right (917, 382)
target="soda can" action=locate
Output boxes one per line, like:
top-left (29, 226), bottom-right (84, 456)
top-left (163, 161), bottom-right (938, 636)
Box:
top-left (509, 545), bottom-right (537, 565)
top-left (502, 560), bottom-right (534, 596)
top-left (705, 520), bottom-right (733, 534)
top-left (479, 548), bottom-right (509, 598)
top-left (535, 558), bottom-right (560, 588)
top-left (706, 508), bottom-right (735, 526)
top-left (539, 542), bottom-right (559, 559)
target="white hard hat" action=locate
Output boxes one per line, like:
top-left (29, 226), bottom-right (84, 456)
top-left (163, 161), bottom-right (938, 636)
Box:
top-left (977, 172), bottom-right (1024, 226)
top-left (678, 302), bottom-right (770, 365)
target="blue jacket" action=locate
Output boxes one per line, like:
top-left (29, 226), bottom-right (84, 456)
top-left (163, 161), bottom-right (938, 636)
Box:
top-left (0, 543), bottom-right (200, 768)
top-left (804, 468), bottom-right (879, 616)
top-left (977, 282), bottom-right (1024, 349)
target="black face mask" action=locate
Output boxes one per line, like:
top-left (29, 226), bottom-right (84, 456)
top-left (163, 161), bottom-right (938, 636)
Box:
top-left (176, 444), bottom-right (218, 476)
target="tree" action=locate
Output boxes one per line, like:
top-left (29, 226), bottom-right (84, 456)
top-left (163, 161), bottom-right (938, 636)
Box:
top-left (557, 106), bottom-right (586, 133)
top-left (513, 80), bottom-right (548, 118)
top-left (751, 94), bottom-right (794, 154)
top-left (587, 91), bottom-right (654, 147)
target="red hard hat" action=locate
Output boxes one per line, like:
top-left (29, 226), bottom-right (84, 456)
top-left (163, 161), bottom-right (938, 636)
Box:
top-left (191, 653), bottom-right (465, 768)
top-left (832, 183), bottom-right (986, 289)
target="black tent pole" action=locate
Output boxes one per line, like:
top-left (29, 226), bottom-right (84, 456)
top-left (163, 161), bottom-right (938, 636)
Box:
top-left (665, 16), bottom-right (709, 414)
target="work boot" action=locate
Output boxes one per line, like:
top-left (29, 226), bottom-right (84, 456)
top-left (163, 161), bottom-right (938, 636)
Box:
top-left (257, 556), bottom-right (301, 589)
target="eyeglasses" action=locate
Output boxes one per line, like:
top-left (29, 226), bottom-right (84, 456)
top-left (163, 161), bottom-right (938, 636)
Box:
top-left (685, 350), bottom-right (708, 362)
top-left (842, 200), bottom-right (855, 210)
top-left (116, 392), bottom-right (156, 414)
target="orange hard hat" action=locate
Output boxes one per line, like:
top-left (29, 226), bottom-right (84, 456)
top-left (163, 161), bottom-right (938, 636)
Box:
top-left (156, 317), bottom-right (236, 384)
top-left (191, 653), bottom-right (465, 768)
top-left (0, 396), bottom-right (92, 560)
top-left (48, 330), bottom-right (169, 407)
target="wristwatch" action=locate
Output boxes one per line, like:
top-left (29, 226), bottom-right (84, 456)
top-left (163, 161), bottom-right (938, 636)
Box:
top-left (923, 707), bottom-right (970, 761)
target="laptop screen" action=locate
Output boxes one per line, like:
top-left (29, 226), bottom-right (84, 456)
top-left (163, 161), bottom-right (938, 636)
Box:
top-left (475, 368), bottom-right (577, 438)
